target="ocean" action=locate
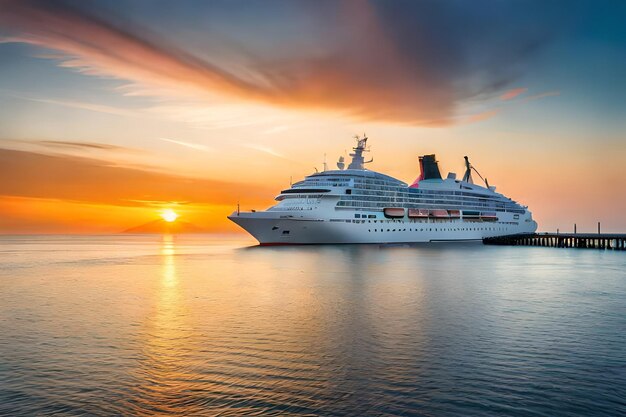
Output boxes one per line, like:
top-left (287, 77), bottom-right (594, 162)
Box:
top-left (1, 235), bottom-right (625, 416)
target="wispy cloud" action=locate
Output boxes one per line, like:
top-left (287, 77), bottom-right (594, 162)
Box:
top-left (0, 138), bottom-right (139, 153)
top-left (0, 0), bottom-right (561, 125)
top-left (37, 140), bottom-right (130, 151)
top-left (262, 125), bottom-right (290, 135)
top-left (500, 88), bottom-right (528, 101)
top-left (242, 143), bottom-right (286, 159)
top-left (2, 89), bottom-right (143, 118)
top-left (461, 89), bottom-right (559, 123)
top-left (521, 91), bottom-right (561, 103)
top-left (158, 138), bottom-right (211, 152)
top-left (464, 109), bottom-right (500, 124)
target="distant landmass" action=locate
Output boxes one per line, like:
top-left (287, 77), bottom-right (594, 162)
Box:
top-left (122, 219), bottom-right (205, 234)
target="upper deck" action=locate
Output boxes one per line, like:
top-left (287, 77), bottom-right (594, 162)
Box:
top-left (270, 135), bottom-right (528, 214)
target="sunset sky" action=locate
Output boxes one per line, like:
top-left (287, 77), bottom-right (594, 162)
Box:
top-left (1, 0), bottom-right (625, 233)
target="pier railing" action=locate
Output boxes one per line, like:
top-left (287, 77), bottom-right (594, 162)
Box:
top-left (483, 233), bottom-right (626, 250)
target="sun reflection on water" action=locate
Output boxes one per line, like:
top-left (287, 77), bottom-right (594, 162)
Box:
top-left (160, 234), bottom-right (177, 288)
top-left (126, 234), bottom-right (207, 415)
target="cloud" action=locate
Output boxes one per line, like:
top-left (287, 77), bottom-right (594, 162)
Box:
top-left (0, 138), bottom-right (140, 154)
top-left (500, 88), bottom-right (528, 101)
top-left (242, 143), bottom-right (285, 159)
top-left (158, 138), bottom-right (211, 152)
top-left (0, 0), bottom-right (565, 125)
top-left (37, 140), bottom-right (129, 151)
top-left (0, 148), bottom-right (273, 206)
top-left (262, 125), bottom-right (290, 135)
top-left (521, 91), bottom-right (561, 103)
top-left (464, 109), bottom-right (500, 124)
top-left (15, 95), bottom-right (141, 118)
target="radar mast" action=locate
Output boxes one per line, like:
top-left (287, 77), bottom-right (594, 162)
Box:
top-left (462, 156), bottom-right (490, 188)
top-left (347, 134), bottom-right (373, 170)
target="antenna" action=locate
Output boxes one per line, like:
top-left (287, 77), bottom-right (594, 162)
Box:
top-left (323, 153), bottom-right (327, 172)
top-left (462, 156), bottom-right (473, 183)
top-left (463, 156), bottom-right (490, 188)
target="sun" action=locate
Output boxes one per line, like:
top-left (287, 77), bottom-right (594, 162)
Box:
top-left (161, 209), bottom-right (178, 222)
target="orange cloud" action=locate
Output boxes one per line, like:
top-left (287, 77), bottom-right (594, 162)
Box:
top-left (464, 109), bottom-right (500, 123)
top-left (0, 148), bottom-right (273, 207)
top-left (500, 88), bottom-right (528, 100)
top-left (0, 1), bottom-right (544, 125)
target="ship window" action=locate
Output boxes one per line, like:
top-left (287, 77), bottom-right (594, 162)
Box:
top-left (272, 226), bottom-right (279, 230)
top-left (355, 214), bottom-right (361, 218)
top-left (368, 215), bottom-right (376, 218)
top-left (282, 230), bottom-right (290, 235)
top-left (346, 189), bottom-right (352, 195)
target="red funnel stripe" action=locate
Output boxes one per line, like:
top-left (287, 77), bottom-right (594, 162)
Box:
top-left (409, 157), bottom-right (424, 188)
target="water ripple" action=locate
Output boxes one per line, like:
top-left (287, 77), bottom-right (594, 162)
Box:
top-left (1, 235), bottom-right (625, 416)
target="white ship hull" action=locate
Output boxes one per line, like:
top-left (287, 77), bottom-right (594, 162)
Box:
top-left (229, 212), bottom-right (537, 245)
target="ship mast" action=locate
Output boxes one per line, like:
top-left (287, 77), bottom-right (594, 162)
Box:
top-left (347, 134), bottom-right (373, 170)
top-left (463, 156), bottom-right (490, 188)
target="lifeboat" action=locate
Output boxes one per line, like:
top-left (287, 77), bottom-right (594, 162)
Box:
top-left (448, 209), bottom-right (461, 218)
top-left (408, 209), bottom-right (429, 218)
top-left (384, 207), bottom-right (405, 218)
top-left (430, 209), bottom-right (449, 218)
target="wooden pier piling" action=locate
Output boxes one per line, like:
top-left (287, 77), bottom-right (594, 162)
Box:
top-left (483, 233), bottom-right (626, 251)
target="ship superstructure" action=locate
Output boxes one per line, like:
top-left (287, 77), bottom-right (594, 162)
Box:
top-left (229, 136), bottom-right (537, 245)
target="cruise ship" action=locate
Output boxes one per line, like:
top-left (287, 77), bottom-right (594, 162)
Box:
top-left (229, 136), bottom-right (537, 245)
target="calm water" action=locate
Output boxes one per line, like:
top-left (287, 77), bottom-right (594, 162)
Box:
top-left (1, 235), bottom-right (625, 416)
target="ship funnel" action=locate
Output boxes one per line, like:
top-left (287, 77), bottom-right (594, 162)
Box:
top-left (422, 154), bottom-right (442, 180)
top-left (410, 154), bottom-right (442, 188)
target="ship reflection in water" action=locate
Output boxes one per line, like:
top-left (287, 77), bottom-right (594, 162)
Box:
top-left (0, 235), bottom-right (625, 416)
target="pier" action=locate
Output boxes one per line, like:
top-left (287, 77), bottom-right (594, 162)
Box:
top-left (483, 233), bottom-right (626, 250)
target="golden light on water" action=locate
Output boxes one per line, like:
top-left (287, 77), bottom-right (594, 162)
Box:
top-left (161, 209), bottom-right (178, 222)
